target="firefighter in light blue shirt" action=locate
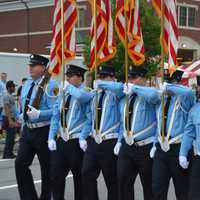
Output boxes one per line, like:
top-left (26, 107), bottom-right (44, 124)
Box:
top-left (117, 65), bottom-right (160, 200)
top-left (151, 69), bottom-right (195, 200)
top-left (80, 65), bottom-right (123, 200)
top-left (20, 78), bottom-right (57, 124)
top-left (48, 64), bottom-right (93, 200)
top-left (179, 76), bottom-right (200, 200)
top-left (15, 54), bottom-right (58, 200)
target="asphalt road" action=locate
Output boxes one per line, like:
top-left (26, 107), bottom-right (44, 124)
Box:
top-left (0, 156), bottom-right (177, 200)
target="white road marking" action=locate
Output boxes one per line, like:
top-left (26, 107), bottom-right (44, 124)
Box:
top-left (0, 158), bottom-right (15, 162)
top-left (0, 174), bottom-right (73, 190)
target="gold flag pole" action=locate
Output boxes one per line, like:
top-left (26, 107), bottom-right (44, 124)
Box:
top-left (161, 0), bottom-right (165, 143)
top-left (124, 0), bottom-right (130, 137)
top-left (61, 0), bottom-right (66, 132)
top-left (94, 0), bottom-right (99, 135)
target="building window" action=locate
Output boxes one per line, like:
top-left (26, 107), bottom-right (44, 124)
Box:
top-left (76, 7), bottom-right (88, 28)
top-left (178, 5), bottom-right (197, 28)
top-left (188, 7), bottom-right (196, 27)
top-left (75, 6), bottom-right (90, 43)
top-left (76, 30), bottom-right (88, 44)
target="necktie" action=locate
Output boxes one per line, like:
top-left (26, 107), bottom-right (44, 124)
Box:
top-left (61, 94), bottom-right (72, 128)
top-left (95, 90), bottom-right (105, 130)
top-left (23, 82), bottom-right (35, 122)
top-left (163, 96), bottom-right (171, 136)
top-left (128, 93), bottom-right (137, 130)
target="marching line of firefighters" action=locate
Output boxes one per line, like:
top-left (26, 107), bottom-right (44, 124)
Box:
top-left (13, 54), bottom-right (200, 200)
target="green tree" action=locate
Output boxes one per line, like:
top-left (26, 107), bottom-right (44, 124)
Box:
top-left (83, 0), bottom-right (161, 80)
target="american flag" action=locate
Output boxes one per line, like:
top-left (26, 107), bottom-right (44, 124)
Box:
top-left (49, 0), bottom-right (78, 75)
top-left (89, 0), bottom-right (116, 70)
top-left (115, 0), bottom-right (145, 65)
top-left (180, 60), bottom-right (200, 78)
top-left (151, 0), bottom-right (179, 67)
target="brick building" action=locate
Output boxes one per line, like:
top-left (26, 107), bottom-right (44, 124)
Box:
top-left (177, 0), bottom-right (200, 62)
top-left (0, 0), bottom-right (199, 62)
top-left (0, 0), bottom-right (91, 55)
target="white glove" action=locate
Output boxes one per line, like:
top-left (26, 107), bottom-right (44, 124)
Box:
top-left (159, 82), bottom-right (168, 94)
top-left (48, 139), bottom-right (57, 151)
top-left (93, 80), bottom-right (101, 90)
top-left (179, 156), bottom-right (189, 169)
top-left (79, 139), bottom-right (87, 152)
top-left (123, 83), bottom-right (134, 95)
top-left (150, 146), bottom-right (157, 158)
top-left (27, 105), bottom-right (40, 120)
top-left (114, 142), bottom-right (122, 155)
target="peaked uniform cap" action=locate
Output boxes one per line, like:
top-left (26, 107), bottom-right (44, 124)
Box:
top-left (29, 54), bottom-right (49, 67)
top-left (128, 66), bottom-right (147, 77)
top-left (97, 64), bottom-right (115, 76)
top-left (65, 64), bottom-right (87, 76)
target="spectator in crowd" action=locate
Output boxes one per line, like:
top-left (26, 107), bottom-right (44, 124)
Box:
top-left (2, 80), bottom-right (21, 159)
top-left (0, 72), bottom-right (7, 87)
top-left (17, 78), bottom-right (27, 113)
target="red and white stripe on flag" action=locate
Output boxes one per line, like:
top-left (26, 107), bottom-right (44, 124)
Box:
top-left (49, 0), bottom-right (78, 75)
top-left (179, 60), bottom-right (200, 78)
top-left (89, 0), bottom-right (116, 70)
top-left (115, 0), bottom-right (145, 65)
top-left (151, 0), bottom-right (178, 67)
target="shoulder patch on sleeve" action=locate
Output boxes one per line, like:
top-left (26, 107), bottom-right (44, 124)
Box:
top-left (53, 87), bottom-right (59, 96)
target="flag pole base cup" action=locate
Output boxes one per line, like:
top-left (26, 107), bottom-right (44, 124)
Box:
top-left (125, 135), bottom-right (134, 146)
top-left (94, 133), bottom-right (102, 144)
top-left (160, 137), bottom-right (170, 152)
top-left (60, 130), bottom-right (69, 142)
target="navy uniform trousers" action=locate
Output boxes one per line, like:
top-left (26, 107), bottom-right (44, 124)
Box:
top-left (3, 127), bottom-right (16, 158)
top-left (188, 156), bottom-right (200, 200)
top-left (117, 140), bottom-right (153, 200)
top-left (152, 143), bottom-right (190, 200)
top-left (15, 125), bottom-right (51, 200)
top-left (51, 137), bottom-right (83, 200)
top-left (81, 137), bottom-right (118, 200)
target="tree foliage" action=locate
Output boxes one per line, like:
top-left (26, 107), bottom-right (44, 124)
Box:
top-left (83, 0), bottom-right (161, 80)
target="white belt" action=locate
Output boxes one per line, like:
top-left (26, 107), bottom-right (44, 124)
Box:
top-left (102, 133), bottom-right (117, 140)
top-left (26, 121), bottom-right (50, 129)
top-left (92, 133), bottom-right (117, 141)
top-left (61, 133), bottom-right (79, 142)
top-left (134, 136), bottom-right (154, 147)
top-left (158, 134), bottom-right (183, 145)
top-left (169, 134), bottom-right (183, 144)
top-left (60, 123), bottom-right (84, 141)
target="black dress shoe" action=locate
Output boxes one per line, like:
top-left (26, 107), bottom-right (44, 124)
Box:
top-left (3, 154), bottom-right (16, 159)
